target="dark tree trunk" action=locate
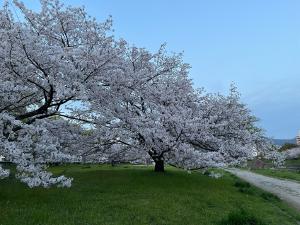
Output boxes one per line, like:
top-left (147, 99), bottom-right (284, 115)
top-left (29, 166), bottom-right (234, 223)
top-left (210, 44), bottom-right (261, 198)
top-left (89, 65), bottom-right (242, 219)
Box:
top-left (111, 160), bottom-right (116, 167)
top-left (154, 159), bottom-right (164, 172)
top-left (148, 149), bottom-right (165, 172)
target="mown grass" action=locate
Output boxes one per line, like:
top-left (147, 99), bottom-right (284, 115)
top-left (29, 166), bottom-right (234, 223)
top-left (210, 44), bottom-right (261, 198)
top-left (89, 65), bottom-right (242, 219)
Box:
top-left (0, 164), bottom-right (300, 225)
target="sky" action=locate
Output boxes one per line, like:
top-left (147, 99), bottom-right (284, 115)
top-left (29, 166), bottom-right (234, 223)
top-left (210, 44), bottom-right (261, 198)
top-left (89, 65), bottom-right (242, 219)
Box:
top-left (3, 0), bottom-right (300, 139)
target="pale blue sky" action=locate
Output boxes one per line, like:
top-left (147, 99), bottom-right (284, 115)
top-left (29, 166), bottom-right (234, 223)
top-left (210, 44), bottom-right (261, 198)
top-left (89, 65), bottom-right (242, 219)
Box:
top-left (4, 0), bottom-right (300, 138)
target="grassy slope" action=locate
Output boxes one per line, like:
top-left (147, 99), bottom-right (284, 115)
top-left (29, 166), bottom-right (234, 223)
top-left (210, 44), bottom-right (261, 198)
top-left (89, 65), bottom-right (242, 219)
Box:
top-left (286, 158), bottom-right (300, 167)
top-left (253, 159), bottom-right (300, 182)
top-left (253, 168), bottom-right (300, 182)
top-left (0, 165), bottom-right (299, 225)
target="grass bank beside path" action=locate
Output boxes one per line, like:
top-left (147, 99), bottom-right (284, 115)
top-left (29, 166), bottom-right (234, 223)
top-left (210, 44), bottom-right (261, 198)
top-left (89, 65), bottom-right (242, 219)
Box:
top-left (0, 164), bottom-right (300, 225)
top-left (252, 168), bottom-right (300, 182)
top-left (251, 158), bottom-right (300, 182)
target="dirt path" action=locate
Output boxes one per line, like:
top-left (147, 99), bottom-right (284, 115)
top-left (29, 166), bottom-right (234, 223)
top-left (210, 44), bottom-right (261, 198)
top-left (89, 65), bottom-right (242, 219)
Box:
top-left (226, 168), bottom-right (300, 211)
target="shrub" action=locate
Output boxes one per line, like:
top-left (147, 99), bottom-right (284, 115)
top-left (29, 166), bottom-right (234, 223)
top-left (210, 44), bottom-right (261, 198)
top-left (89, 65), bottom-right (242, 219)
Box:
top-left (234, 180), bottom-right (254, 194)
top-left (234, 180), bottom-right (251, 188)
top-left (219, 209), bottom-right (266, 225)
top-left (260, 192), bottom-right (280, 202)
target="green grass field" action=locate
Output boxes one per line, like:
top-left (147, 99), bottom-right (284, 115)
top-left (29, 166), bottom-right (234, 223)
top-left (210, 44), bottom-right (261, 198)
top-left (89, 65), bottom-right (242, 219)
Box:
top-left (1, 164), bottom-right (300, 225)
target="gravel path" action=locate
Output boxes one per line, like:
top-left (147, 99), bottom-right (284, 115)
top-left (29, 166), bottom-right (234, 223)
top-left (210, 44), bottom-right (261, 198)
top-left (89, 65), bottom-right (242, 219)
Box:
top-left (226, 168), bottom-right (300, 211)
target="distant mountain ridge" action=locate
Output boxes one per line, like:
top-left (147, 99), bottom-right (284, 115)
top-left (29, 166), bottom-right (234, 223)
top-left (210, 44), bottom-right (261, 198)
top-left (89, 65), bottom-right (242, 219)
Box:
top-left (271, 138), bottom-right (296, 146)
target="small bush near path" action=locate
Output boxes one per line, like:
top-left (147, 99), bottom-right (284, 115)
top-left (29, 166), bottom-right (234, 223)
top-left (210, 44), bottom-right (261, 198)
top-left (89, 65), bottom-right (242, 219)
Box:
top-left (219, 209), bottom-right (266, 225)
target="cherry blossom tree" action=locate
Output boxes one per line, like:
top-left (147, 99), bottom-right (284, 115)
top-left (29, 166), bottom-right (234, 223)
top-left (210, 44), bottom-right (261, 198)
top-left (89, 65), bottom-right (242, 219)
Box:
top-left (83, 44), bottom-right (194, 171)
top-left (0, 0), bottom-right (123, 187)
top-left (0, 0), bottom-right (277, 187)
top-left (87, 44), bottom-right (271, 172)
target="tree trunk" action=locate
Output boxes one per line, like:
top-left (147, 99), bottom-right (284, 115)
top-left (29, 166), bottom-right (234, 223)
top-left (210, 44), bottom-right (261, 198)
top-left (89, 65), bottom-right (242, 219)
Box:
top-left (154, 159), bottom-right (164, 172)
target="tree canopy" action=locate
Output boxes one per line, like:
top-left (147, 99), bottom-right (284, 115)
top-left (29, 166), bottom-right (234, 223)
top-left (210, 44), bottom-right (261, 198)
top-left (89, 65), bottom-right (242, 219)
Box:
top-left (0, 0), bottom-right (277, 187)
